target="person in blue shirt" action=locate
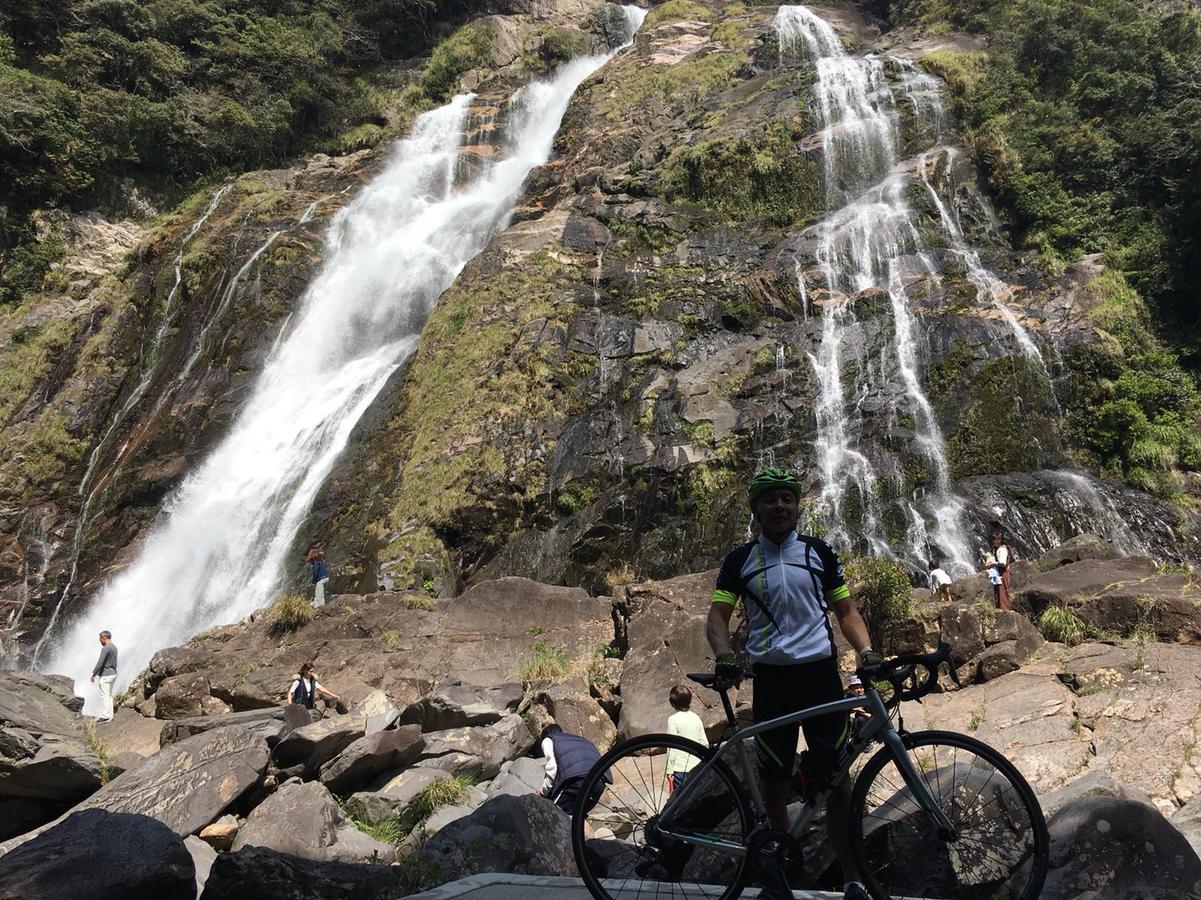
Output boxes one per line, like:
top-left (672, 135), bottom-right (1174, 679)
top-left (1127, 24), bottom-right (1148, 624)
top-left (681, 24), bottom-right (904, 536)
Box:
top-left (306, 547), bottom-right (329, 607)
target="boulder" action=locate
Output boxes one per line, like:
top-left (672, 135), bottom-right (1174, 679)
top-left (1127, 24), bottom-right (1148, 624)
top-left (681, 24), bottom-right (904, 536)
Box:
top-left (160, 704), bottom-right (311, 747)
top-left (144, 645), bottom-right (217, 693)
top-left (1043, 797), bottom-right (1201, 899)
top-left (208, 665), bottom-right (296, 712)
top-left (1173, 795), bottom-right (1201, 860)
top-left (416, 793), bottom-right (576, 888)
top-left (154, 670), bottom-right (214, 719)
top-left (1016, 557), bottom-right (1157, 613)
top-left (231, 779), bottom-right (394, 863)
top-left (0, 729), bottom-right (102, 802)
top-left (536, 683), bottom-right (617, 753)
top-left (0, 809), bottom-right (195, 900)
top-left (0, 671), bottom-right (84, 735)
top-left (347, 767), bottom-right (452, 822)
top-left (318, 725), bottom-right (424, 795)
top-left (198, 845), bottom-right (408, 899)
top-left (418, 714), bottom-right (533, 780)
top-left (398, 680), bottom-right (522, 732)
top-left (485, 757), bottom-right (547, 798)
top-left (617, 572), bottom-right (737, 742)
top-left (419, 785), bottom-right (488, 837)
top-left (185, 834), bottom-right (218, 898)
top-left (272, 714), bottom-right (364, 771)
top-left (1037, 534), bottom-right (1119, 570)
top-left (1043, 771), bottom-right (1155, 818)
top-left (0, 796), bottom-right (69, 842)
top-left (199, 815), bottom-right (240, 851)
top-left (96, 708), bottom-right (164, 757)
top-left (345, 688), bottom-right (400, 735)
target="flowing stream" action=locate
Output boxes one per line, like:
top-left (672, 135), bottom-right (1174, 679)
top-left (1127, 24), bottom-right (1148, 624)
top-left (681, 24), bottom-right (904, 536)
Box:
top-left (44, 8), bottom-right (646, 704)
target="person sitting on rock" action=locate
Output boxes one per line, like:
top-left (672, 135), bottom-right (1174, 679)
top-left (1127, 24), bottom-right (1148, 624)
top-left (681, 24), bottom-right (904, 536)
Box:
top-left (284, 663), bottom-right (340, 717)
top-left (928, 558), bottom-right (953, 602)
top-left (538, 724), bottom-right (611, 816)
top-left (306, 547), bottom-right (329, 608)
top-left (665, 684), bottom-right (708, 792)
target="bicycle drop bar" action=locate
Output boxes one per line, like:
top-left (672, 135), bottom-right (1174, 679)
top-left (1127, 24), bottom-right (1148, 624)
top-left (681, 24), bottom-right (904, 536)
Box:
top-left (857, 641), bottom-right (961, 704)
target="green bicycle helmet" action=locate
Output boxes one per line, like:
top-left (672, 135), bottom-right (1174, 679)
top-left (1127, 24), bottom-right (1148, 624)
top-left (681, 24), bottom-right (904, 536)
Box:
top-left (747, 467), bottom-right (801, 505)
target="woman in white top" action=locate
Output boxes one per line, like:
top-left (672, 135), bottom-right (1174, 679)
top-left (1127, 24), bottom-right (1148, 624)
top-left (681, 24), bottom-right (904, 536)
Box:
top-left (665, 684), bottom-right (709, 791)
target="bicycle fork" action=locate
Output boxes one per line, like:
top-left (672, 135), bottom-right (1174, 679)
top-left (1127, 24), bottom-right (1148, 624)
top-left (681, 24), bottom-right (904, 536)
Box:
top-left (880, 728), bottom-right (959, 841)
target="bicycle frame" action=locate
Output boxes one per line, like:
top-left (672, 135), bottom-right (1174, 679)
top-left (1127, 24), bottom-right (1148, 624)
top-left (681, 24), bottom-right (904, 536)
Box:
top-left (656, 684), bottom-right (957, 858)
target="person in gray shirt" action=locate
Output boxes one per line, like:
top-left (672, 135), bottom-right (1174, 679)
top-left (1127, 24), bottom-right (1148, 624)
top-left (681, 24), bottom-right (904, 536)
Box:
top-left (89, 631), bottom-right (118, 722)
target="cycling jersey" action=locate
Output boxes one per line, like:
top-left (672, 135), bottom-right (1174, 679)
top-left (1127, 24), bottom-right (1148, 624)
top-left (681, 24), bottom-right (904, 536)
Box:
top-left (712, 532), bottom-right (850, 665)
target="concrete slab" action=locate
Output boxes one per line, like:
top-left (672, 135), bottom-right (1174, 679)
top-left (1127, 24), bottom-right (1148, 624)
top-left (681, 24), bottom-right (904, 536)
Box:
top-left (409, 873), bottom-right (842, 899)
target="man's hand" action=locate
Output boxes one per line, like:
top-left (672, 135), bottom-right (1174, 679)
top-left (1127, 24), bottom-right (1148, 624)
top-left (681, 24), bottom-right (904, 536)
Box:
top-left (858, 649), bottom-right (884, 670)
top-left (714, 652), bottom-right (742, 689)
top-left (89, 675), bottom-right (96, 683)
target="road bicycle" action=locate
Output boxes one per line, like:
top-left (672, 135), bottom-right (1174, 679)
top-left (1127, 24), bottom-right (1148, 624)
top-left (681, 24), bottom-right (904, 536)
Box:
top-left (570, 643), bottom-right (1049, 899)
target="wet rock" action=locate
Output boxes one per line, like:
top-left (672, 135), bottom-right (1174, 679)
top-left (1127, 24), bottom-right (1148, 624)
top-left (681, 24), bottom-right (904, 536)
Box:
top-left (418, 714), bottom-right (533, 781)
top-left (160, 704), bottom-right (312, 747)
top-left (416, 793), bottom-right (576, 888)
top-left (317, 724), bottom-right (424, 795)
top-left (231, 779), bottom-right (393, 863)
top-left (198, 845), bottom-right (408, 899)
top-left (1043, 797), bottom-right (1201, 899)
top-left (0, 809), bottom-right (195, 900)
top-left (398, 680), bottom-right (523, 731)
top-left (1036, 533), bottom-right (1119, 570)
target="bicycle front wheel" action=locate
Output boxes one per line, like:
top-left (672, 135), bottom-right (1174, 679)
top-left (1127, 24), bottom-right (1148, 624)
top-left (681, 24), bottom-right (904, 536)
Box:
top-left (571, 733), bottom-right (753, 900)
top-left (850, 730), bottom-right (1049, 900)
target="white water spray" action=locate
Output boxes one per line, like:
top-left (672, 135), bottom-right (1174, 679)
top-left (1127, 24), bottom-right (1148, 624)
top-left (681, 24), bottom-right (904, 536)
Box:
top-left (44, 10), bottom-right (646, 704)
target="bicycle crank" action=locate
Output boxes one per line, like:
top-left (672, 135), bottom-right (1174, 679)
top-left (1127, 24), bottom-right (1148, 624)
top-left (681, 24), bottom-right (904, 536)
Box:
top-left (745, 828), bottom-right (804, 895)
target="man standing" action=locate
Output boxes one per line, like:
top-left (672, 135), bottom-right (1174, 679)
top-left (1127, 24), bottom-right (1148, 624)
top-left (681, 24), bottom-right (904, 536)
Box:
top-left (89, 631), bottom-right (118, 723)
top-left (307, 547), bottom-right (329, 608)
top-left (707, 468), bottom-right (879, 900)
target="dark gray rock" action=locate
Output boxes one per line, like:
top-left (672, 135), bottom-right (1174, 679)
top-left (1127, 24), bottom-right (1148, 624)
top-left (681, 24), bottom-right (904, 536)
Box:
top-left (0, 729), bottom-right (102, 802)
top-left (398, 680), bottom-right (522, 732)
top-left (485, 757), bottom-right (547, 798)
top-left (1043, 797), bottom-right (1201, 899)
top-left (535, 683), bottom-right (616, 753)
top-left (347, 767), bottom-right (450, 822)
top-left (418, 714), bottom-right (533, 780)
top-left (1036, 534), bottom-right (1119, 570)
top-left (231, 779), bottom-right (393, 863)
top-left (272, 715), bottom-right (364, 771)
top-left (0, 671), bottom-right (83, 735)
top-left (0, 809), bottom-right (195, 900)
top-left (416, 793), bottom-right (576, 889)
top-left (198, 845), bottom-right (408, 899)
top-left (154, 670), bottom-right (214, 719)
top-left (1042, 771), bottom-right (1155, 818)
top-left (1173, 795), bottom-right (1201, 861)
top-left (318, 725), bottom-right (424, 795)
top-left (160, 704), bottom-right (312, 747)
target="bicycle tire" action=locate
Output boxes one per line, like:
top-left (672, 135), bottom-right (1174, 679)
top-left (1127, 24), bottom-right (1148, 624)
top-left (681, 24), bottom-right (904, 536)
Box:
top-left (849, 729), bottom-right (1049, 900)
top-left (571, 733), bottom-right (753, 900)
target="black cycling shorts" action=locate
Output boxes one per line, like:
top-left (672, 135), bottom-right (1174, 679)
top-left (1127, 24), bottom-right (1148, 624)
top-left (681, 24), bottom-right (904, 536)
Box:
top-left (752, 657), bottom-right (849, 783)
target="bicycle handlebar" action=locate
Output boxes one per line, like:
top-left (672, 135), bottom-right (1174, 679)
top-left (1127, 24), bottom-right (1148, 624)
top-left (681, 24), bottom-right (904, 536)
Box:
top-left (857, 641), bottom-right (960, 706)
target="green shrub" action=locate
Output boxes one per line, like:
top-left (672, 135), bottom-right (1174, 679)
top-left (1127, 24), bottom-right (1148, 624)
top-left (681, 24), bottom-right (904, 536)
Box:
top-left (420, 24), bottom-right (492, 101)
top-left (518, 640), bottom-right (571, 685)
top-left (1035, 604), bottom-right (1086, 645)
top-left (846, 557), bottom-right (913, 654)
top-left (269, 592), bottom-right (313, 634)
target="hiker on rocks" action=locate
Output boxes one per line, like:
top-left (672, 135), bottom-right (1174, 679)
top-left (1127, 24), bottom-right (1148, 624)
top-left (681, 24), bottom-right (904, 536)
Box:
top-left (666, 684), bottom-right (708, 792)
top-left (928, 558), bottom-right (953, 602)
top-left (284, 663), bottom-right (340, 717)
top-left (538, 724), bottom-right (611, 816)
top-left (984, 525), bottom-right (1013, 611)
top-left (306, 547), bottom-right (329, 608)
top-left (708, 467), bottom-right (877, 900)
top-left (89, 630), bottom-right (118, 723)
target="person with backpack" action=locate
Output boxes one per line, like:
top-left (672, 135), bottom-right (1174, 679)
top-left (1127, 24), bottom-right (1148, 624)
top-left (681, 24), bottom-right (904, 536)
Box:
top-left (538, 724), bottom-right (611, 815)
top-left (284, 663), bottom-right (341, 716)
top-left (987, 524), bottom-right (1013, 611)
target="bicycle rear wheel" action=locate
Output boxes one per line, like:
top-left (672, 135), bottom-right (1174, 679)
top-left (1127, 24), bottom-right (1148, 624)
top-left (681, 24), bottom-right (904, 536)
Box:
top-left (849, 730), bottom-right (1049, 900)
top-left (571, 733), bottom-right (753, 900)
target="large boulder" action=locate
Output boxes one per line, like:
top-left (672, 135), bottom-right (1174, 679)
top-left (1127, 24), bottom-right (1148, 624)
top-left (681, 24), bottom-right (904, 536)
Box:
top-left (617, 572), bottom-right (737, 742)
top-left (1043, 797), bottom-right (1201, 899)
top-left (417, 714), bottom-right (533, 780)
top-left (318, 725), bottom-right (424, 795)
top-left (485, 757), bottom-right (547, 799)
top-left (536, 682), bottom-right (617, 753)
top-left (398, 680), bottom-right (522, 731)
top-left (416, 793), bottom-right (576, 889)
top-left (1036, 534), bottom-right (1119, 570)
top-left (1173, 795), bottom-right (1201, 860)
top-left (0, 809), bottom-right (195, 900)
top-left (160, 704), bottom-right (311, 747)
top-left (198, 845), bottom-right (408, 899)
top-left (231, 779), bottom-right (393, 863)
top-left (96, 708), bottom-right (165, 757)
top-left (154, 670), bottom-right (227, 719)
top-left (0, 671), bottom-right (84, 733)
top-left (346, 767), bottom-right (452, 822)
top-left (1016, 557), bottom-right (1157, 612)
top-left (1042, 770), bottom-right (1156, 818)
top-left (272, 714), bottom-right (364, 771)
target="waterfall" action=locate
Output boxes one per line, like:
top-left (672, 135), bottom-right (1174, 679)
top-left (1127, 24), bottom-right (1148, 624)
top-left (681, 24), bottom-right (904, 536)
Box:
top-left (777, 5), bottom-right (974, 574)
top-left (43, 8), bottom-right (647, 705)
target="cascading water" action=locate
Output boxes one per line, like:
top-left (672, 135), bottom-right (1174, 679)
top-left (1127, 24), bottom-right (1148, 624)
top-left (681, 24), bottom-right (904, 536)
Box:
top-left (43, 8), bottom-right (647, 705)
top-left (777, 5), bottom-right (974, 574)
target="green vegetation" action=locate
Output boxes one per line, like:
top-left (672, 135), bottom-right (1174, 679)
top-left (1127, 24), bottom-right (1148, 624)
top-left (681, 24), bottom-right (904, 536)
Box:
top-left (556, 479), bottom-right (597, 514)
top-left (890, 0), bottom-right (1201, 356)
top-left (83, 721), bottom-right (114, 784)
top-left (0, 0), bottom-right (491, 304)
top-left (519, 640), bottom-right (571, 685)
top-left (1035, 603), bottom-right (1086, 645)
top-left (380, 629), bottom-right (401, 649)
top-left (401, 593), bottom-right (434, 611)
top-left (846, 557), bottom-right (913, 654)
top-left (645, 0), bottom-right (713, 27)
top-left (269, 592), bottom-right (313, 634)
top-left (598, 50), bottom-right (742, 121)
top-left (660, 123), bottom-right (821, 226)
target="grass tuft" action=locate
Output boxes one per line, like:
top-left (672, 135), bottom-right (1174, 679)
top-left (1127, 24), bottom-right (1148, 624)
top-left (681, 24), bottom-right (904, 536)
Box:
top-left (269, 593), bottom-right (313, 634)
top-left (519, 640), bottom-right (571, 685)
top-left (1035, 604), bottom-right (1086, 645)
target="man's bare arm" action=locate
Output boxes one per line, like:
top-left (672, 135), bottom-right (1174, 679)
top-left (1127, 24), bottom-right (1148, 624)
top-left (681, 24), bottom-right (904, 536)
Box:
top-left (707, 601), bottom-right (735, 657)
top-left (832, 596), bottom-right (871, 653)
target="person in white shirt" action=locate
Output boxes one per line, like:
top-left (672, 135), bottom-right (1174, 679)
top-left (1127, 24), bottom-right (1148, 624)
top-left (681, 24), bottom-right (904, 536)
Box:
top-left (987, 525), bottom-right (1013, 611)
top-left (928, 559), bottom-right (953, 603)
top-left (665, 684), bottom-right (708, 791)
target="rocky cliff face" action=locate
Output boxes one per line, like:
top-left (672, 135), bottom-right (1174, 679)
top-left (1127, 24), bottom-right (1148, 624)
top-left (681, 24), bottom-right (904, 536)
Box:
top-left (0, 0), bottom-right (1198, 663)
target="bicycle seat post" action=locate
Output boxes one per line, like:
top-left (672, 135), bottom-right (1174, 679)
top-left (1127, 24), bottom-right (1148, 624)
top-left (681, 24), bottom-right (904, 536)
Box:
top-left (718, 684), bottom-right (737, 732)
